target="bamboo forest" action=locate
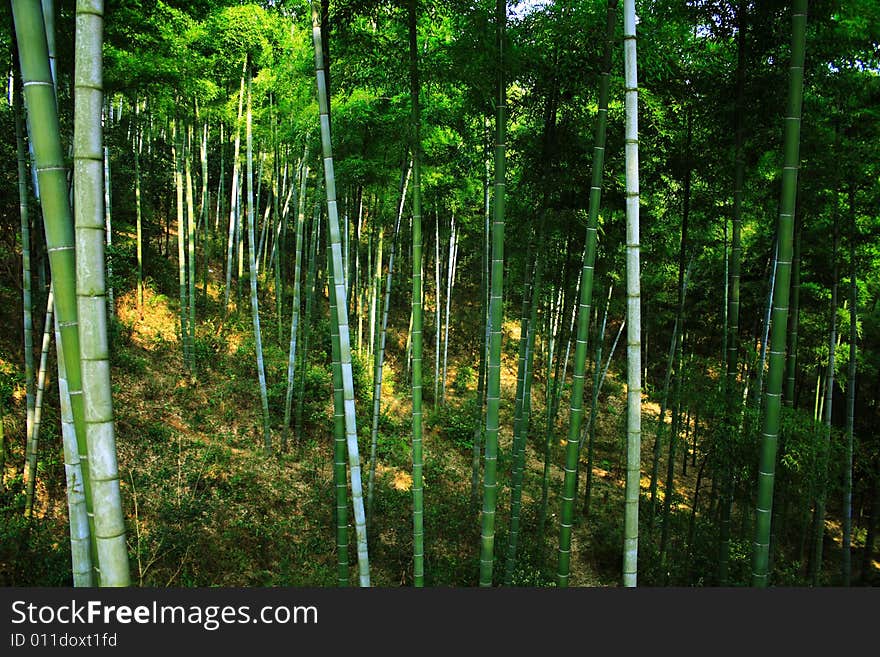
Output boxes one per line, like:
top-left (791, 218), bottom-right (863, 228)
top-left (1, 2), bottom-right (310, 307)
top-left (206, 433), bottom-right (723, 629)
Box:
top-left (0, 0), bottom-right (878, 589)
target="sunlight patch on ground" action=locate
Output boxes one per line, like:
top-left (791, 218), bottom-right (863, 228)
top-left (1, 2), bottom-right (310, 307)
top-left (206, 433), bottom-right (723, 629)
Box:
top-left (116, 287), bottom-right (180, 350)
top-left (392, 470), bottom-right (413, 491)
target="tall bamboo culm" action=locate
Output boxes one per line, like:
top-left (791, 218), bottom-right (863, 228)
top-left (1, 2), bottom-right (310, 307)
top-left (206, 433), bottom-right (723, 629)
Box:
top-left (283, 148), bottom-right (309, 450)
top-left (24, 291), bottom-right (53, 519)
top-left (13, 63), bottom-right (35, 489)
top-left (55, 312), bottom-right (94, 586)
top-left (311, 2), bottom-right (370, 587)
top-left (74, 0), bottom-right (130, 586)
top-left (12, 0), bottom-right (99, 578)
top-left (622, 0), bottom-right (643, 588)
top-left (556, 0), bottom-right (616, 587)
top-left (328, 234), bottom-right (350, 587)
top-left (407, 0), bottom-right (425, 587)
top-left (751, 0), bottom-right (807, 587)
top-left (719, 0), bottom-right (747, 585)
top-left (367, 158), bottom-right (411, 523)
top-left (479, 0), bottom-right (507, 588)
top-left (842, 188), bottom-right (857, 586)
top-left (244, 62), bottom-right (272, 454)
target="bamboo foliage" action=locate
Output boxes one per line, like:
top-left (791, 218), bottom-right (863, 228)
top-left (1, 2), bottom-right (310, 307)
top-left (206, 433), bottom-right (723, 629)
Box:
top-left (751, 0), bottom-right (807, 587)
top-left (311, 2), bottom-right (370, 587)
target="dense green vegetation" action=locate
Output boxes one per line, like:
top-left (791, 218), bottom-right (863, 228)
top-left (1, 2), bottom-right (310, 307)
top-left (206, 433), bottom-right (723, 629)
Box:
top-left (0, 0), bottom-right (879, 587)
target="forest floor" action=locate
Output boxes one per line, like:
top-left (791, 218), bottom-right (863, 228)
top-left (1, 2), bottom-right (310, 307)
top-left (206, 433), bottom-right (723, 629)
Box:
top-left (0, 238), bottom-right (876, 586)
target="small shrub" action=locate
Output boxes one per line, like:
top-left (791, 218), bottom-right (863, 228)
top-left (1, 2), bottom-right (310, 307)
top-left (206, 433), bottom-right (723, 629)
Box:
top-left (429, 401), bottom-right (476, 451)
top-left (452, 364), bottom-right (475, 395)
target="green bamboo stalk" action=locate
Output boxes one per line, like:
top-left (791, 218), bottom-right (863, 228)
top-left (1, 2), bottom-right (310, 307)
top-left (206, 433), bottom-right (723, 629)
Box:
top-left (471, 128), bottom-right (491, 507)
top-left (173, 118), bottom-right (189, 367)
top-left (12, 0), bottom-right (99, 578)
top-left (297, 201), bottom-right (320, 440)
top-left (200, 121), bottom-right (210, 303)
top-left (185, 119), bottom-right (196, 371)
top-left (134, 99), bottom-right (144, 311)
top-left (557, 0), bottom-right (616, 587)
top-left (328, 235), bottom-right (350, 586)
top-left (443, 218), bottom-right (458, 401)
top-left (367, 158), bottom-right (411, 523)
top-left (74, 0), bottom-right (130, 586)
top-left (312, 2), bottom-right (370, 586)
top-left (216, 122), bottom-right (225, 232)
top-left (506, 234), bottom-right (544, 584)
top-left (200, 115), bottom-right (209, 234)
top-left (784, 228), bottom-right (802, 406)
top-left (370, 228), bottom-right (383, 368)
top-left (622, 0), bottom-right (643, 588)
top-left (433, 212), bottom-right (441, 408)
top-left (244, 63), bottom-right (272, 455)
top-left (812, 215), bottom-right (839, 587)
top-left (103, 142), bottom-right (113, 312)
top-left (55, 311), bottom-right (94, 586)
top-left (283, 148), bottom-right (309, 450)
top-left (224, 60), bottom-right (246, 312)
top-left (479, 0), bottom-right (507, 588)
top-left (650, 260), bottom-right (692, 535)
top-left (752, 0), bottom-right (807, 587)
top-left (273, 122), bottom-right (284, 345)
top-left (842, 186), bottom-right (857, 586)
top-left (41, 0), bottom-right (56, 87)
top-left (720, 0), bottom-right (747, 585)
top-left (583, 316), bottom-right (626, 516)
top-left (506, 245), bottom-right (534, 580)
top-left (582, 284), bottom-right (613, 517)
top-left (14, 66), bottom-right (36, 460)
top-left (537, 290), bottom-right (560, 547)
top-left (24, 290), bottom-right (53, 519)
top-left (408, 0), bottom-right (425, 587)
